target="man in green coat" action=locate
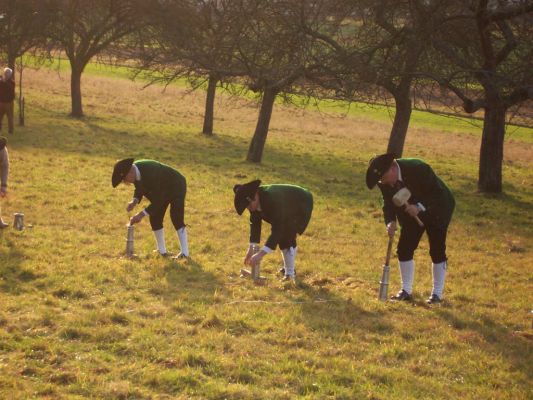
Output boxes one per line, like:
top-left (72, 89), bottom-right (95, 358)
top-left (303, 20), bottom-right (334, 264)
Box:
top-left (366, 153), bottom-right (455, 304)
top-left (233, 180), bottom-right (313, 280)
top-left (112, 158), bottom-right (189, 258)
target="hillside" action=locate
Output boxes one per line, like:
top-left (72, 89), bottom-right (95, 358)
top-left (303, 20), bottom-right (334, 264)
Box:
top-left (0, 67), bottom-right (532, 399)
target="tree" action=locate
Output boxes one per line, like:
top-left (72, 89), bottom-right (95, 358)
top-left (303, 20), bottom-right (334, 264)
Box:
top-left (0, 0), bottom-right (50, 127)
top-left (46, 0), bottom-right (143, 117)
top-left (302, 0), bottom-right (440, 158)
top-left (132, 0), bottom-right (245, 135)
top-left (234, 0), bottom-right (330, 163)
top-left (428, 0), bottom-right (533, 192)
top-left (0, 0), bottom-right (47, 71)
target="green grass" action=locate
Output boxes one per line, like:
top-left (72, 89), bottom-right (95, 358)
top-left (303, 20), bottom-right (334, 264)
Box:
top-left (0, 67), bottom-right (531, 399)
top-left (23, 54), bottom-right (533, 142)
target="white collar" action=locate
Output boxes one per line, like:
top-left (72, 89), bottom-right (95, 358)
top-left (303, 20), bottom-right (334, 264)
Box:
top-left (395, 160), bottom-right (403, 182)
top-left (133, 164), bottom-right (141, 181)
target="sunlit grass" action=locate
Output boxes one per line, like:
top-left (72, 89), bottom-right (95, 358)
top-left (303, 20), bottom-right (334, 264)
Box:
top-left (0, 68), bottom-right (531, 399)
top-left (22, 54), bottom-right (533, 143)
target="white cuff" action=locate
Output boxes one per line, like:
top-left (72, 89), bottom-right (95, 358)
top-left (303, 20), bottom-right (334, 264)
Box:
top-left (261, 246), bottom-right (274, 254)
top-left (416, 202), bottom-right (426, 212)
top-left (142, 209), bottom-right (149, 216)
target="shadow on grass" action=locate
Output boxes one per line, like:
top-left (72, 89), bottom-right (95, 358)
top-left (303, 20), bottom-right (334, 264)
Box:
top-left (284, 278), bottom-right (394, 337)
top-left (435, 308), bottom-right (533, 380)
top-left (0, 234), bottom-right (40, 294)
top-left (15, 106), bottom-right (533, 250)
top-left (17, 114), bottom-right (371, 206)
top-left (24, 106), bottom-right (532, 222)
top-left (158, 257), bottom-right (222, 306)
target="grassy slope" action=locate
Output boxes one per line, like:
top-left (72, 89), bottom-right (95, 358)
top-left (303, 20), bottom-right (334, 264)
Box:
top-left (0, 67), bottom-right (531, 399)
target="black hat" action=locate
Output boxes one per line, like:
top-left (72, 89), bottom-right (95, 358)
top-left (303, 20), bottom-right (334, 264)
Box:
top-left (0, 136), bottom-right (6, 150)
top-left (366, 153), bottom-right (395, 189)
top-left (233, 179), bottom-right (261, 215)
top-left (112, 158), bottom-right (134, 188)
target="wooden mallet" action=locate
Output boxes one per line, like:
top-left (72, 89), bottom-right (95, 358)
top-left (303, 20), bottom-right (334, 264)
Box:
top-left (392, 187), bottom-right (424, 227)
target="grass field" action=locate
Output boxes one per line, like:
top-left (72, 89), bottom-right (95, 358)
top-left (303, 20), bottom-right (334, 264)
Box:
top-left (0, 66), bottom-right (532, 399)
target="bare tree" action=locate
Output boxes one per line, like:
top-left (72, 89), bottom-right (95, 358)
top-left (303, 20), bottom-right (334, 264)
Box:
top-left (132, 0), bottom-right (245, 135)
top-left (234, 0), bottom-right (331, 163)
top-left (0, 0), bottom-right (50, 127)
top-left (45, 0), bottom-right (143, 117)
top-left (303, 0), bottom-right (440, 158)
top-left (428, 0), bottom-right (533, 192)
top-left (0, 0), bottom-right (47, 71)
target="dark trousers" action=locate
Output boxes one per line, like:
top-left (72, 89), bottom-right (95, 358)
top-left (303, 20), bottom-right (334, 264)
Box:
top-left (149, 192), bottom-right (186, 231)
top-left (397, 217), bottom-right (449, 264)
top-left (0, 102), bottom-right (14, 134)
top-left (279, 231), bottom-right (298, 250)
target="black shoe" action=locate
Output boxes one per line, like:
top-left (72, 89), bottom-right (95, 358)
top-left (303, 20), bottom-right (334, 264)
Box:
top-left (391, 289), bottom-right (412, 301)
top-left (172, 253), bottom-right (189, 260)
top-left (278, 267), bottom-right (285, 275)
top-left (426, 294), bottom-right (442, 304)
top-left (153, 250), bottom-right (170, 257)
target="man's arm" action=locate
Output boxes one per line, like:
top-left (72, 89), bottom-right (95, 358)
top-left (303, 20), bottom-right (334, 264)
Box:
top-left (378, 184), bottom-right (396, 226)
top-left (249, 212), bottom-right (262, 244)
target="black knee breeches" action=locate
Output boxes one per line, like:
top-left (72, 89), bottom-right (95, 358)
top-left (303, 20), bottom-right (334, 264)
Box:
top-left (397, 218), bottom-right (449, 264)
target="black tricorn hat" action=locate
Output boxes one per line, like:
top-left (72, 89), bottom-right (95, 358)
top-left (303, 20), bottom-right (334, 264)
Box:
top-left (112, 158), bottom-right (134, 188)
top-left (0, 136), bottom-right (6, 150)
top-left (366, 153), bottom-right (395, 189)
top-left (233, 179), bottom-right (261, 215)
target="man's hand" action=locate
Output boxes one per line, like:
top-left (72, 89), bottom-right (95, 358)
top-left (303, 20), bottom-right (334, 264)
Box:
top-left (244, 245), bottom-right (256, 265)
top-left (404, 204), bottom-right (419, 217)
top-left (386, 221), bottom-right (397, 237)
top-left (126, 198), bottom-right (138, 212)
top-left (0, 187), bottom-right (6, 198)
top-left (129, 211), bottom-right (145, 225)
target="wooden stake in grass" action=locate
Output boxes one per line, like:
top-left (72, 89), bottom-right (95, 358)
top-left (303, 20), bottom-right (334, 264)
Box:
top-left (378, 233), bottom-right (394, 301)
top-left (240, 244), bottom-right (267, 285)
top-left (125, 224), bottom-right (135, 257)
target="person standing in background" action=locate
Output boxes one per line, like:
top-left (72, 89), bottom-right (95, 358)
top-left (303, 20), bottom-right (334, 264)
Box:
top-left (0, 68), bottom-right (15, 135)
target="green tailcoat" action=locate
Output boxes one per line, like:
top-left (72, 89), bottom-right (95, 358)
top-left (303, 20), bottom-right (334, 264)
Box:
top-left (133, 160), bottom-right (186, 215)
top-left (250, 184), bottom-right (313, 250)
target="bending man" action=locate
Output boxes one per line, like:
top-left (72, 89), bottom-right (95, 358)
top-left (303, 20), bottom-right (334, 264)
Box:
top-left (233, 180), bottom-right (313, 281)
top-left (112, 158), bottom-right (189, 259)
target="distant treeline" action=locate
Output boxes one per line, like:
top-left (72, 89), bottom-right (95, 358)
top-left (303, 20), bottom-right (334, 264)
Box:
top-left (1, 0), bottom-right (532, 193)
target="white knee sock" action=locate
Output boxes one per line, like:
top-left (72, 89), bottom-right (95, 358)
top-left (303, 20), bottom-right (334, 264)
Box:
top-left (282, 247), bottom-right (297, 277)
top-left (177, 227), bottom-right (189, 257)
top-left (431, 261), bottom-right (447, 298)
top-left (399, 260), bottom-right (415, 294)
top-left (153, 228), bottom-right (167, 255)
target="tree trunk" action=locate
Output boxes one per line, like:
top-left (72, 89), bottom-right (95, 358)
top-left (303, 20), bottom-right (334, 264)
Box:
top-left (202, 75), bottom-right (217, 136)
top-left (70, 66), bottom-right (84, 118)
top-left (246, 87), bottom-right (278, 163)
top-left (386, 89), bottom-right (412, 158)
top-left (478, 103), bottom-right (506, 193)
top-left (7, 53), bottom-right (16, 75)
